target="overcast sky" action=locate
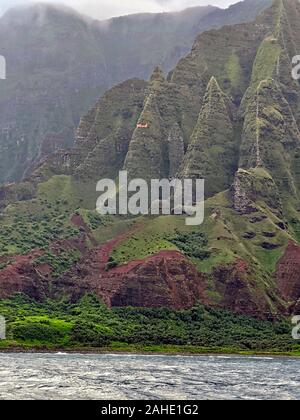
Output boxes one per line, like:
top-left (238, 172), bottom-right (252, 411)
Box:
top-left (0, 0), bottom-right (236, 20)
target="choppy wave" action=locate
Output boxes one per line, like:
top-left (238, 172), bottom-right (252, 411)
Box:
top-left (0, 353), bottom-right (299, 400)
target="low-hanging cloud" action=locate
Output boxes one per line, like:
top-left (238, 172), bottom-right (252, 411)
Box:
top-left (0, 0), bottom-right (235, 20)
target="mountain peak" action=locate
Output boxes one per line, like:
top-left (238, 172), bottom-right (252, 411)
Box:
top-left (150, 66), bottom-right (165, 83)
top-left (1, 2), bottom-right (89, 26)
top-left (207, 76), bottom-right (221, 93)
top-left (179, 75), bottom-right (236, 196)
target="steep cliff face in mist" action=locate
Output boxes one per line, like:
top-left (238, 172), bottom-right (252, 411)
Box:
top-left (0, 0), bottom-right (271, 183)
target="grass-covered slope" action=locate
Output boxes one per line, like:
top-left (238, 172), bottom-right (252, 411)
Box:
top-left (1, 1), bottom-right (300, 352)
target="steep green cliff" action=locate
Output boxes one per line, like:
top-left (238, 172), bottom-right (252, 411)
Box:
top-left (180, 77), bottom-right (238, 197)
top-left (0, 0), bottom-right (271, 184)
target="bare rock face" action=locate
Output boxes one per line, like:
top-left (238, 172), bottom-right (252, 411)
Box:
top-left (54, 247), bottom-right (207, 310)
top-left (0, 234), bottom-right (91, 300)
top-left (233, 167), bottom-right (283, 217)
top-left (108, 251), bottom-right (207, 309)
top-left (277, 241), bottom-right (300, 302)
top-left (233, 169), bottom-right (257, 214)
top-left (0, 251), bottom-right (49, 300)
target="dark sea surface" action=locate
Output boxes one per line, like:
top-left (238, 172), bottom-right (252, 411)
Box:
top-left (0, 353), bottom-right (299, 400)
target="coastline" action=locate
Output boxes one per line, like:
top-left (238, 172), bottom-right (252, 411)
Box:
top-left (0, 344), bottom-right (299, 358)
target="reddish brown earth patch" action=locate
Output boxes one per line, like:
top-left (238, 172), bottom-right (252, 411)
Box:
top-left (0, 222), bottom-right (140, 301)
top-left (107, 250), bottom-right (207, 309)
top-left (0, 222), bottom-right (293, 317)
top-left (0, 233), bottom-right (92, 300)
top-left (276, 241), bottom-right (300, 302)
top-left (55, 243), bottom-right (207, 310)
top-left (0, 250), bottom-right (49, 300)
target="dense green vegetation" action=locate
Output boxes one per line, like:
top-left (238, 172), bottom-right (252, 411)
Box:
top-left (0, 294), bottom-right (298, 355)
top-left (0, 177), bottom-right (82, 257)
top-left (167, 231), bottom-right (211, 260)
top-left (0, 215), bottom-right (79, 257)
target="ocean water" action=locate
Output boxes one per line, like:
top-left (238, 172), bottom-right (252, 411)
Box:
top-left (0, 353), bottom-right (299, 400)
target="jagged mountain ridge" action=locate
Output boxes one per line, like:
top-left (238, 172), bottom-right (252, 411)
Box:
top-left (43, 2), bottom-right (274, 183)
top-left (61, 0), bottom-right (300, 202)
top-left (0, 0), bottom-right (300, 320)
top-left (0, 0), bottom-right (272, 183)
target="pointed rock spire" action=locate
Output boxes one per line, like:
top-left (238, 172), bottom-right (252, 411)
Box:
top-left (124, 93), bottom-right (166, 181)
top-left (150, 66), bottom-right (165, 84)
top-left (180, 76), bottom-right (237, 197)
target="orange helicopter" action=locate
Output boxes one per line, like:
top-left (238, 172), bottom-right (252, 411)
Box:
top-left (136, 123), bottom-right (150, 129)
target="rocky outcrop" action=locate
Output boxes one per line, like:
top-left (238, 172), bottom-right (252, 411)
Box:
top-left (233, 169), bottom-right (258, 214)
top-left (0, 251), bottom-right (49, 300)
top-left (0, 224), bottom-right (208, 310)
top-left (54, 235), bottom-right (207, 310)
top-left (233, 167), bottom-right (283, 216)
top-left (103, 251), bottom-right (207, 310)
top-left (239, 1), bottom-right (300, 200)
top-left (0, 233), bottom-right (91, 300)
